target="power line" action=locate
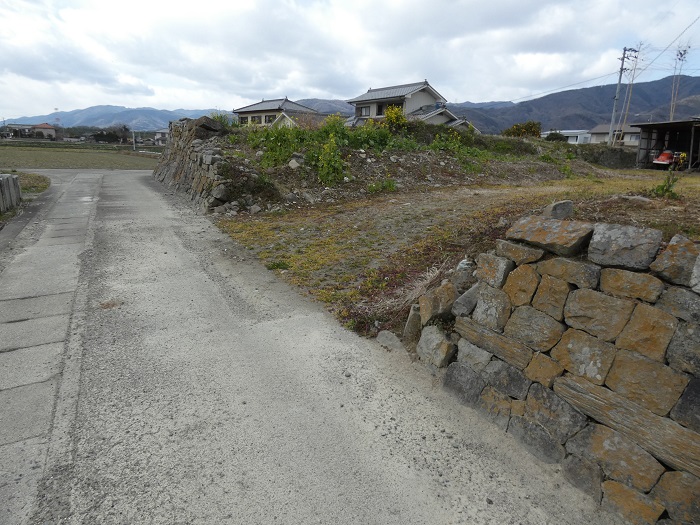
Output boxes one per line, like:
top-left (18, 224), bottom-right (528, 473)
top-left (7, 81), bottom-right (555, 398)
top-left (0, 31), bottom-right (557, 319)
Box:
top-left (635, 13), bottom-right (700, 79)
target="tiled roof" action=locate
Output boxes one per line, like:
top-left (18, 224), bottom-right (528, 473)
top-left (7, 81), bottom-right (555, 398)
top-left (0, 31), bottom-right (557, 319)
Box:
top-left (347, 81), bottom-right (445, 104)
top-left (33, 122), bottom-right (55, 129)
top-left (234, 98), bottom-right (317, 114)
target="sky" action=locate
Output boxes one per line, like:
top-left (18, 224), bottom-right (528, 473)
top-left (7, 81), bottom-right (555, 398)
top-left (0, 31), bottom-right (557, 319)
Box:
top-left (1, 0), bottom-right (700, 119)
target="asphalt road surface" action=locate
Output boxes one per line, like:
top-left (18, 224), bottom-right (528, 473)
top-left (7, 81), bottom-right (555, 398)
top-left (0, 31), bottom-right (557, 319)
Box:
top-left (0, 170), bottom-right (626, 525)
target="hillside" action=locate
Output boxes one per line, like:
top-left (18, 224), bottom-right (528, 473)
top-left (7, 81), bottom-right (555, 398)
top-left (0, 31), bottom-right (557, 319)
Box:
top-left (6, 75), bottom-right (700, 133)
top-left (452, 75), bottom-right (700, 134)
top-left (6, 106), bottom-right (216, 131)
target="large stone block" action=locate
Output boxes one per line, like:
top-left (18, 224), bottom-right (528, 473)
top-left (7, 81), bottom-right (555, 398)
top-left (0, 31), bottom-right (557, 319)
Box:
top-left (506, 217), bottom-right (593, 256)
top-left (670, 377), bottom-right (700, 433)
top-left (505, 216), bottom-right (594, 256)
top-left (502, 264), bottom-right (540, 307)
top-left (507, 416), bottom-right (566, 463)
top-left (562, 454), bottom-right (603, 503)
top-left (564, 289), bottom-right (635, 342)
top-left (443, 362), bottom-right (486, 407)
top-left (477, 386), bottom-right (512, 431)
top-left (475, 253), bottom-right (515, 288)
top-left (551, 329), bottom-right (616, 385)
top-left (565, 424), bottom-right (665, 492)
top-left (650, 471), bottom-right (700, 524)
top-left (599, 268), bottom-right (665, 303)
top-left (419, 280), bottom-right (458, 325)
top-left (588, 223), bottom-right (663, 270)
top-left (691, 255), bottom-right (700, 294)
top-left (481, 359), bottom-right (532, 400)
top-left (531, 274), bottom-right (572, 321)
top-left (542, 199), bottom-right (574, 219)
top-left (524, 352), bottom-right (564, 388)
top-left (650, 234), bottom-right (700, 286)
top-left (416, 325), bottom-right (456, 368)
top-left (495, 239), bottom-right (544, 265)
top-left (667, 322), bottom-right (700, 375)
top-left (454, 317), bottom-right (534, 370)
top-left (472, 284), bottom-right (512, 332)
top-left (451, 282), bottom-right (482, 318)
top-left (402, 304), bottom-right (422, 351)
top-left (615, 303), bottom-right (678, 362)
top-left (554, 375), bottom-right (700, 478)
top-left (504, 306), bottom-right (565, 352)
top-left (525, 382), bottom-right (587, 444)
top-left (456, 339), bottom-right (492, 372)
top-left (602, 481), bottom-right (665, 525)
top-left (656, 286), bottom-right (700, 324)
top-left (537, 257), bottom-right (600, 289)
top-left (606, 349), bottom-right (689, 416)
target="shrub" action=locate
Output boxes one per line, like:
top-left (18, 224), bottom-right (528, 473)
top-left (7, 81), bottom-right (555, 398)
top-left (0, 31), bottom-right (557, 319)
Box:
top-left (545, 132), bottom-right (568, 142)
top-left (317, 133), bottom-right (345, 185)
top-left (209, 110), bottom-right (234, 130)
top-left (384, 105), bottom-right (408, 133)
top-left (502, 120), bottom-right (542, 138)
top-left (348, 119), bottom-right (391, 151)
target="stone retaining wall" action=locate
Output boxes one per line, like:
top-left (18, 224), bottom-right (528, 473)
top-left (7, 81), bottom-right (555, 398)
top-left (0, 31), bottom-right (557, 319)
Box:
top-left (153, 117), bottom-right (276, 215)
top-left (153, 116), bottom-right (229, 210)
top-left (0, 173), bottom-right (21, 213)
top-left (409, 209), bottom-right (699, 524)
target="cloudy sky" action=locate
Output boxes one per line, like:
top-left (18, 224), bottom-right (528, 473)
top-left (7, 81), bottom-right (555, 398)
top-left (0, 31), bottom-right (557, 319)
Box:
top-left (1, 0), bottom-right (699, 119)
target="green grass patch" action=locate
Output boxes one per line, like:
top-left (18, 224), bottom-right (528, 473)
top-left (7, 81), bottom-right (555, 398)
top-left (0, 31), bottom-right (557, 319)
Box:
top-left (0, 144), bottom-right (159, 170)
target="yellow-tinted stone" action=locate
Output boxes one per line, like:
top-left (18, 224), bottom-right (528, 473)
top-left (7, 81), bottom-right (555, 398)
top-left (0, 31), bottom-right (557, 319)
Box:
top-left (616, 303), bottom-right (678, 362)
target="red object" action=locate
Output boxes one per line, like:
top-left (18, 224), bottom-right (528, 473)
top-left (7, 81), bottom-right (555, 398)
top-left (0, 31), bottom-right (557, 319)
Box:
top-left (653, 150), bottom-right (674, 165)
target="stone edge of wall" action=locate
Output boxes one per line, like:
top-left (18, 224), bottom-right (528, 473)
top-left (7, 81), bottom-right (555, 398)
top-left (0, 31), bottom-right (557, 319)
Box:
top-left (0, 173), bottom-right (22, 214)
top-left (403, 205), bottom-right (699, 525)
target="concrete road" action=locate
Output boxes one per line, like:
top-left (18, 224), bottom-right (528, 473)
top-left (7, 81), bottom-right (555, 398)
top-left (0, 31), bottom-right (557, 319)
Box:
top-left (0, 170), bottom-right (625, 525)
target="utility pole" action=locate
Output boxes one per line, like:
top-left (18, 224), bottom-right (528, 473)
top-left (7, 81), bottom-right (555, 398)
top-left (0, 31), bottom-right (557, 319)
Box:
top-left (608, 47), bottom-right (637, 146)
top-left (669, 46), bottom-right (689, 121)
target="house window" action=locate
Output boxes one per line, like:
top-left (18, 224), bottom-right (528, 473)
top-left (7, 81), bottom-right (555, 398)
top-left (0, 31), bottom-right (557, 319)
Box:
top-left (251, 115), bottom-right (262, 124)
top-left (239, 116), bottom-right (248, 125)
top-left (265, 114), bottom-right (276, 124)
top-left (360, 106), bottom-right (370, 117)
top-left (376, 104), bottom-right (384, 116)
top-left (629, 134), bottom-right (640, 142)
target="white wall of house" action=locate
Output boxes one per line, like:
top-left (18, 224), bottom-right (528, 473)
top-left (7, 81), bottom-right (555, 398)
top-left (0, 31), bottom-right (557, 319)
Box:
top-left (405, 90), bottom-right (438, 113)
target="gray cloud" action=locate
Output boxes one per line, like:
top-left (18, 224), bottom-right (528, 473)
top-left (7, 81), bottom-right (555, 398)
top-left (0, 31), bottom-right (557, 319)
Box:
top-left (1, 0), bottom-right (698, 117)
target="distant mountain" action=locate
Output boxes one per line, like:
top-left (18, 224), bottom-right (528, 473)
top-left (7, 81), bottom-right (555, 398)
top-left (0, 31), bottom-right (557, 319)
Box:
top-left (6, 105), bottom-right (216, 131)
top-left (7, 75), bottom-right (700, 133)
top-left (447, 75), bottom-right (700, 134)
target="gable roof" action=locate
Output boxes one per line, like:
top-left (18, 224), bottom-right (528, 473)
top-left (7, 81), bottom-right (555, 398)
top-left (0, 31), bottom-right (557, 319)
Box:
top-left (33, 122), bottom-right (55, 129)
top-left (234, 97), bottom-right (317, 114)
top-left (346, 80), bottom-right (446, 104)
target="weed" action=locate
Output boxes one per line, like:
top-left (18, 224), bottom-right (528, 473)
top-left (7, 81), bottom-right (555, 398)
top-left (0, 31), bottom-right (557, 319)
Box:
top-left (367, 178), bottom-right (397, 193)
top-left (266, 260), bottom-right (291, 270)
top-left (651, 168), bottom-right (681, 199)
top-left (317, 133), bottom-right (345, 185)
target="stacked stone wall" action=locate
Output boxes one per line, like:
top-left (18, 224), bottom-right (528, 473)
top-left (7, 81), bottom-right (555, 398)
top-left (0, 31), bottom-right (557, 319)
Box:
top-left (411, 210), bottom-right (699, 524)
top-left (0, 173), bottom-right (21, 213)
top-left (154, 117), bottom-right (277, 214)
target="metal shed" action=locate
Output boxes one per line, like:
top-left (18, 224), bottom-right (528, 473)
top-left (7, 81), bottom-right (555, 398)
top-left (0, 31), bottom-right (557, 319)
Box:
top-left (633, 118), bottom-right (700, 170)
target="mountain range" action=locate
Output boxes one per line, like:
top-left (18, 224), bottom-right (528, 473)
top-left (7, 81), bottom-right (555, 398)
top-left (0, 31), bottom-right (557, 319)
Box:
top-left (6, 76), bottom-right (700, 134)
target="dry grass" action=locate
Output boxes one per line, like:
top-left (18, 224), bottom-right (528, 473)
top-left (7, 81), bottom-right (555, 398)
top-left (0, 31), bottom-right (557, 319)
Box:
top-left (219, 167), bottom-right (700, 335)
